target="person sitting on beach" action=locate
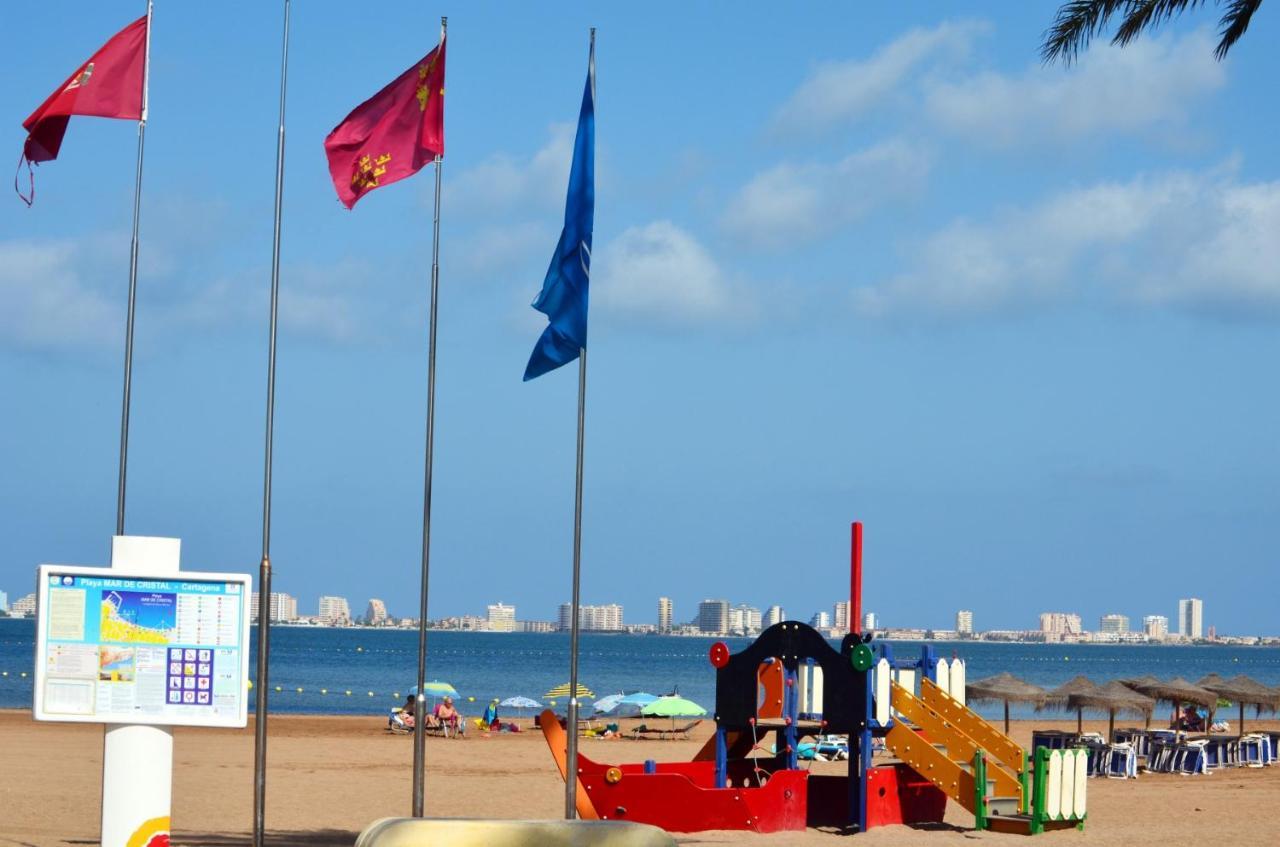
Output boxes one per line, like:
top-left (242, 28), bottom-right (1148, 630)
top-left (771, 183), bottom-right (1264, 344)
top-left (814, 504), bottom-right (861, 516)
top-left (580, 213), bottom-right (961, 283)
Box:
top-left (1179, 704), bottom-right (1205, 732)
top-left (389, 695), bottom-right (416, 732)
top-left (482, 700), bottom-right (500, 731)
top-left (434, 696), bottom-right (463, 737)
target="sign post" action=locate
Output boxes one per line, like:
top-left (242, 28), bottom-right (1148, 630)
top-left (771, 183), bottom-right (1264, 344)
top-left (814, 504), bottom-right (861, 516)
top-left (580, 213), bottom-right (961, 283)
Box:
top-left (33, 536), bottom-right (251, 847)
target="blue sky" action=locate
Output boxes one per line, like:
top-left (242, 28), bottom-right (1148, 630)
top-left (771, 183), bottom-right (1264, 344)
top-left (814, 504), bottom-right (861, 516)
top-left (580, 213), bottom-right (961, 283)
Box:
top-left (3, 2), bottom-right (1278, 634)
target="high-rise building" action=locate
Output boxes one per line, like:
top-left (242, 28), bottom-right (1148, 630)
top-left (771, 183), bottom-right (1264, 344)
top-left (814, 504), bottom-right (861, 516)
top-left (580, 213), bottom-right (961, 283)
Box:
top-left (698, 599), bottom-right (730, 635)
top-left (1178, 598), bottom-right (1203, 639)
top-left (810, 611), bottom-right (831, 629)
top-left (833, 601), bottom-right (851, 632)
top-left (0, 590), bottom-right (8, 613)
top-left (1099, 614), bottom-right (1129, 634)
top-left (558, 603), bottom-right (624, 632)
top-left (728, 604), bottom-right (761, 635)
top-left (317, 595), bottom-right (351, 625)
top-left (657, 597), bottom-right (673, 633)
top-left (9, 593), bottom-right (36, 617)
top-left (863, 612), bottom-right (878, 631)
top-left (251, 592), bottom-right (298, 623)
top-left (1142, 615), bottom-right (1168, 639)
top-left (764, 605), bottom-right (785, 628)
top-left (1039, 612), bottom-right (1083, 636)
top-left (487, 602), bottom-right (516, 632)
top-left (956, 610), bottom-right (974, 635)
top-left (364, 598), bottom-right (389, 625)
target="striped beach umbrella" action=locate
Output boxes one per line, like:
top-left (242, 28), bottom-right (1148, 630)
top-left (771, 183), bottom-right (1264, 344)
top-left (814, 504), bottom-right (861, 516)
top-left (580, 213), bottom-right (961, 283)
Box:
top-left (544, 681), bottom-right (594, 700)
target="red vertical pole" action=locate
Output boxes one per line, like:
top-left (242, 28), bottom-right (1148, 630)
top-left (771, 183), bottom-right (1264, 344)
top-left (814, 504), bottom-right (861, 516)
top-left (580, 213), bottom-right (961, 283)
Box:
top-left (850, 521), bottom-right (863, 636)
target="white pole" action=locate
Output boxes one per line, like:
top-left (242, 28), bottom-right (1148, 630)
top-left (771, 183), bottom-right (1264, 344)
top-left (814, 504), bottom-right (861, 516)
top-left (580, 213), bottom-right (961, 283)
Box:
top-left (100, 536), bottom-right (179, 847)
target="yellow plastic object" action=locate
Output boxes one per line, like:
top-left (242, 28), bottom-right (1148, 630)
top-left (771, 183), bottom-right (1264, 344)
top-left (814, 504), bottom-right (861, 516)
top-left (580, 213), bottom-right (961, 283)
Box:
top-left (604, 766), bottom-right (623, 784)
top-left (884, 721), bottom-right (974, 807)
top-left (355, 818), bottom-right (677, 847)
top-left (919, 677), bottom-right (1025, 775)
top-left (890, 681), bottom-right (1022, 802)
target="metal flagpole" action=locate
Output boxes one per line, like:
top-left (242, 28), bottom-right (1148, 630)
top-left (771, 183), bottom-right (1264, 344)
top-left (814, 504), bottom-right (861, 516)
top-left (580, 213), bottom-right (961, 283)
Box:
top-left (412, 16), bottom-right (447, 818)
top-left (116, 0), bottom-right (153, 536)
top-left (564, 27), bottom-right (595, 821)
top-left (564, 349), bottom-right (588, 817)
top-left (254, 1), bottom-right (291, 845)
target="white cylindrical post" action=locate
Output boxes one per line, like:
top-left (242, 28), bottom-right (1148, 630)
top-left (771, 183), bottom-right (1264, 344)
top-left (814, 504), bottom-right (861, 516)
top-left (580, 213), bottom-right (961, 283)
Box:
top-left (102, 724), bottom-right (173, 846)
top-left (101, 535), bottom-right (179, 847)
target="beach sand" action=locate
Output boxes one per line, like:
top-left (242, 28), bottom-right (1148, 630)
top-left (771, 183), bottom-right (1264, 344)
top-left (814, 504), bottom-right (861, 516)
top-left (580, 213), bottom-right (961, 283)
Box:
top-left (2, 710), bottom-right (1277, 846)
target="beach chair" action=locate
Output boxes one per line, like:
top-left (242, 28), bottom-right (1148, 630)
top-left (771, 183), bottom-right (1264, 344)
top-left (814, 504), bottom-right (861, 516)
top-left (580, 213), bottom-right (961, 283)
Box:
top-left (1104, 742), bottom-right (1137, 779)
top-left (1239, 734), bottom-right (1267, 767)
top-left (630, 724), bottom-right (666, 740)
top-left (660, 719), bottom-right (702, 740)
top-left (1175, 741), bottom-right (1208, 775)
top-left (814, 734), bottom-right (849, 761)
top-left (387, 708), bottom-right (413, 735)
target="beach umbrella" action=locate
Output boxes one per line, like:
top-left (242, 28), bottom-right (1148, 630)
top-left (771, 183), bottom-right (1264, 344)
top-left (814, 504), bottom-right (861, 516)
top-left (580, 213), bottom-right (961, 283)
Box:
top-left (1067, 680), bottom-right (1155, 743)
top-left (410, 680), bottom-right (459, 706)
top-left (1128, 677), bottom-right (1218, 733)
top-left (1118, 675), bottom-right (1162, 728)
top-left (499, 695), bottom-right (542, 718)
top-left (640, 695), bottom-right (707, 730)
top-left (966, 672), bottom-right (1049, 735)
top-left (1198, 674), bottom-right (1280, 737)
top-left (594, 691), bottom-right (657, 716)
top-left (592, 694), bottom-right (627, 715)
top-left (1046, 675), bottom-right (1099, 735)
top-left (544, 681), bottom-right (594, 701)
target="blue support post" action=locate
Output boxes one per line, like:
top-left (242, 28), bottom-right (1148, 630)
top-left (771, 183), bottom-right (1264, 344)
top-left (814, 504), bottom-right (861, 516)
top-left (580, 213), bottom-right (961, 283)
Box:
top-left (853, 668), bottom-right (873, 831)
top-left (643, 759), bottom-right (656, 774)
top-left (784, 665), bottom-right (799, 770)
top-left (714, 727), bottom-right (727, 788)
top-left (920, 644), bottom-right (937, 683)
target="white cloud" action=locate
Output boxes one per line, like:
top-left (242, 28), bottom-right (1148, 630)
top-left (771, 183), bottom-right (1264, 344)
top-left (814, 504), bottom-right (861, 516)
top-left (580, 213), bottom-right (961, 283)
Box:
top-left (924, 31), bottom-right (1225, 147)
top-left (855, 166), bottom-right (1280, 319)
top-left (444, 124), bottom-right (574, 215)
top-left (0, 239), bottom-right (121, 350)
top-left (774, 21), bottom-right (987, 133)
top-left (594, 221), bottom-right (745, 324)
top-left (721, 140), bottom-right (930, 248)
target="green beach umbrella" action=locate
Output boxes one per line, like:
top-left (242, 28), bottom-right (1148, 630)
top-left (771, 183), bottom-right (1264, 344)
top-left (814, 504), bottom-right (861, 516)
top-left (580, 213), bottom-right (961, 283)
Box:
top-left (640, 695), bottom-right (707, 729)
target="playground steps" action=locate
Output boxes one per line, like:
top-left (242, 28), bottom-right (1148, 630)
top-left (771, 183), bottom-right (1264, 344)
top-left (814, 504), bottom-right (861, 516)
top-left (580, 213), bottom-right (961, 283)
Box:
top-left (886, 680), bottom-right (1034, 830)
top-left (890, 681), bottom-right (1023, 802)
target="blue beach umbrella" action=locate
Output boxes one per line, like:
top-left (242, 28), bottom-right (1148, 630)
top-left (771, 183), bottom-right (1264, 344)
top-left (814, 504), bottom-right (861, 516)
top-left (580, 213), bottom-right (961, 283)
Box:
top-left (619, 692), bottom-right (658, 706)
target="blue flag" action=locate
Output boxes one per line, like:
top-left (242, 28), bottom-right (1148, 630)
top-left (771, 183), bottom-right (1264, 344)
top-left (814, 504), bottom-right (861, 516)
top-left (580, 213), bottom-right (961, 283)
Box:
top-left (524, 48), bottom-right (595, 381)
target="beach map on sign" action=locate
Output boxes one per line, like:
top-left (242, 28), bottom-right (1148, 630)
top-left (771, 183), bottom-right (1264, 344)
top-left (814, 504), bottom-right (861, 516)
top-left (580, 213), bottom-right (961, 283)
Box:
top-left (99, 591), bottom-right (177, 644)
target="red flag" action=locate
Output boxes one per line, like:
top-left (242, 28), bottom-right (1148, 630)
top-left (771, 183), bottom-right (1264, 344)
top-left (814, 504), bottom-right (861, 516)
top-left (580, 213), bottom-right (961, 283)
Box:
top-left (324, 38), bottom-right (446, 209)
top-left (17, 15), bottom-right (148, 204)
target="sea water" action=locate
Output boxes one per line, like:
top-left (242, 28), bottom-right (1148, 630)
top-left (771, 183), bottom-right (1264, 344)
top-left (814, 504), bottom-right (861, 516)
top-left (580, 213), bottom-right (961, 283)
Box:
top-left (2, 618), bottom-right (1277, 721)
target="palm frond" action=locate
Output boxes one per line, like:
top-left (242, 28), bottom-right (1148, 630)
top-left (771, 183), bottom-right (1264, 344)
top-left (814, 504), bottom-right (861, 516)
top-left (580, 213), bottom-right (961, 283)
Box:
top-left (1114, 1), bottom-right (1207, 47)
top-left (1042, 0), bottom-right (1131, 64)
top-left (1216, 0), bottom-right (1264, 58)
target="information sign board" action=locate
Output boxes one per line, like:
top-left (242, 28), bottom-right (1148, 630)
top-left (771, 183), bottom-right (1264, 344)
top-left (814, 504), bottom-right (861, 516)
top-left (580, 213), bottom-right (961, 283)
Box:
top-left (33, 564), bottom-right (251, 728)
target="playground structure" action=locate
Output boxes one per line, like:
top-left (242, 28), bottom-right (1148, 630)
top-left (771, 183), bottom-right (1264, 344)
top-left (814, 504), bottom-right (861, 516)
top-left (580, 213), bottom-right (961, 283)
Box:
top-left (541, 522), bottom-right (1088, 836)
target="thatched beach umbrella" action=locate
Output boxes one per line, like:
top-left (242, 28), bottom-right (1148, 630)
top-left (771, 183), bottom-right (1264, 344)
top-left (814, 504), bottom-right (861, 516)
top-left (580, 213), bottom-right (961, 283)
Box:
top-left (1118, 676), bottom-right (1163, 728)
top-left (1199, 674), bottom-right (1280, 736)
top-left (1067, 680), bottom-right (1155, 743)
top-left (1046, 675), bottom-right (1098, 735)
top-left (1128, 677), bottom-right (1218, 732)
top-left (967, 672), bottom-right (1049, 734)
